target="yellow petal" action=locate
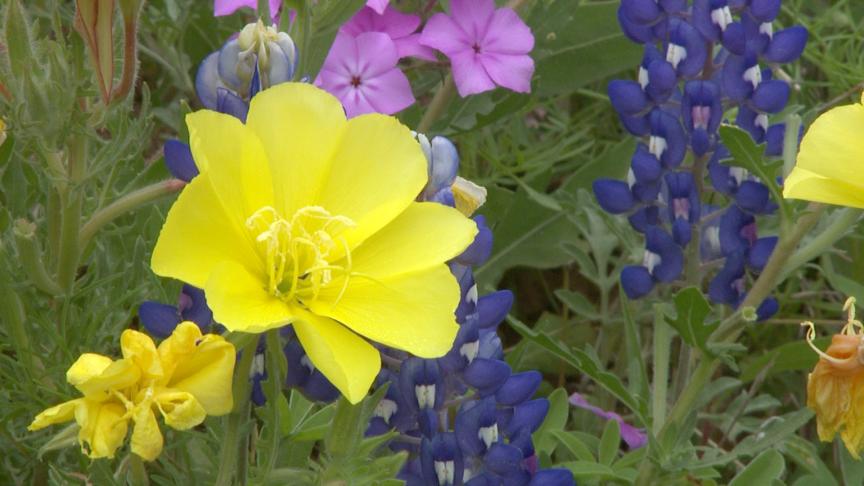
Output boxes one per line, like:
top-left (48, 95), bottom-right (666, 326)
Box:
top-left (151, 171), bottom-right (263, 289)
top-left (841, 375), bottom-right (864, 459)
top-left (246, 83), bottom-right (347, 216)
top-left (130, 404), bottom-right (163, 462)
top-left (309, 265), bottom-right (460, 358)
top-left (155, 390), bottom-right (207, 430)
top-left (317, 113), bottom-right (428, 252)
top-left (292, 310), bottom-right (380, 404)
top-left (158, 321), bottom-right (203, 378)
top-left (185, 109), bottom-right (274, 222)
top-left (204, 260), bottom-right (295, 333)
top-left (68, 355), bottom-right (140, 399)
top-left (66, 353), bottom-right (113, 385)
top-left (121, 329), bottom-right (163, 380)
top-left (783, 166), bottom-right (864, 208)
top-left (76, 401), bottom-right (129, 459)
top-left (793, 101), bottom-right (864, 192)
top-left (165, 330), bottom-right (236, 416)
top-left (348, 202), bottom-right (477, 279)
top-left (29, 399), bottom-right (81, 431)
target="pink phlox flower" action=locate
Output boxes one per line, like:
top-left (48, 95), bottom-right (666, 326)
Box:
top-left (366, 0), bottom-right (390, 14)
top-left (213, 0), bottom-right (282, 23)
top-left (315, 32), bottom-right (415, 118)
top-left (342, 6), bottom-right (436, 61)
top-left (569, 393), bottom-right (648, 450)
top-left (419, 0), bottom-right (535, 97)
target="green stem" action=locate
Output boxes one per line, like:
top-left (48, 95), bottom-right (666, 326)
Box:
top-left (56, 192), bottom-right (81, 294)
top-left (780, 207), bottom-right (863, 281)
top-left (13, 219), bottom-right (62, 295)
top-left (215, 337), bottom-right (257, 486)
top-left (78, 179), bottom-right (185, 250)
top-left (0, 248), bottom-right (33, 374)
top-left (417, 75), bottom-right (456, 134)
top-left (651, 305), bottom-right (671, 436)
top-left (110, 9), bottom-right (141, 104)
top-left (261, 329), bottom-right (288, 478)
top-left (636, 203), bottom-right (826, 484)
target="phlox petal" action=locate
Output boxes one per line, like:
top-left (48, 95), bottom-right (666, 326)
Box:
top-left (309, 265), bottom-right (460, 358)
top-left (292, 311), bottom-right (381, 404)
top-left (450, 51), bottom-right (497, 97)
top-left (479, 53), bottom-right (534, 94)
top-left (483, 8), bottom-right (534, 54)
top-left (420, 13), bottom-right (471, 56)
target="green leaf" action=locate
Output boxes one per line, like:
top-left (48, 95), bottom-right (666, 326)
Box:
top-left (551, 430), bottom-right (595, 462)
top-left (719, 125), bottom-right (789, 219)
top-left (730, 450), bottom-right (786, 486)
top-left (534, 388), bottom-right (570, 456)
top-left (507, 315), bottom-right (648, 425)
top-left (665, 287), bottom-right (718, 356)
top-left (296, 0), bottom-right (365, 79)
top-left (555, 289), bottom-right (600, 320)
top-left (324, 385), bottom-right (387, 457)
top-left (840, 444), bottom-right (864, 486)
top-left (739, 336), bottom-right (827, 383)
top-left (3, 0), bottom-right (34, 83)
top-left (529, 0), bottom-right (641, 96)
top-left (559, 461), bottom-right (634, 481)
top-left (559, 139), bottom-right (635, 193)
top-left (598, 419), bottom-right (621, 466)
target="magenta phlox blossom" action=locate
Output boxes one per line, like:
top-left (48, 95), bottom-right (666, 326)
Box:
top-left (315, 32), bottom-right (415, 118)
top-left (569, 393), bottom-right (648, 450)
top-left (366, 0), bottom-right (389, 14)
top-left (420, 0), bottom-right (535, 97)
top-left (342, 6), bottom-right (436, 61)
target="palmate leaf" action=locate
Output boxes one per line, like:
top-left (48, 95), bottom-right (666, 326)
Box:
top-left (665, 287), bottom-right (718, 357)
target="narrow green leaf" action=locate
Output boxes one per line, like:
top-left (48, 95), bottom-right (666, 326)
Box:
top-left (534, 388), bottom-right (570, 456)
top-left (598, 419), bottom-right (621, 466)
top-left (730, 450), bottom-right (786, 486)
top-left (3, 0), bottom-right (34, 82)
top-left (550, 430), bottom-right (595, 462)
top-left (555, 289), bottom-right (600, 320)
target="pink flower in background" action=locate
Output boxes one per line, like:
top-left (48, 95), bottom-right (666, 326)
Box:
top-left (420, 0), bottom-right (535, 97)
top-left (366, 0), bottom-right (390, 14)
top-left (213, 0), bottom-right (281, 17)
top-left (342, 6), bottom-right (436, 61)
top-left (315, 32), bottom-right (415, 118)
top-left (569, 393), bottom-right (648, 450)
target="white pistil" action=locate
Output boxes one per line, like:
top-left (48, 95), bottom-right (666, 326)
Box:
top-left (434, 460), bottom-right (455, 485)
top-left (416, 384), bottom-right (437, 409)
top-left (666, 44), bottom-right (687, 69)
top-left (755, 113), bottom-right (769, 132)
top-left (375, 398), bottom-right (398, 423)
top-left (711, 7), bottom-right (733, 32)
top-left (743, 64), bottom-right (762, 90)
top-left (649, 135), bottom-right (667, 160)
top-left (638, 66), bottom-right (650, 90)
top-left (478, 424), bottom-right (499, 449)
top-left (643, 250), bottom-right (661, 273)
top-left (460, 340), bottom-right (479, 364)
top-left (759, 22), bottom-right (774, 39)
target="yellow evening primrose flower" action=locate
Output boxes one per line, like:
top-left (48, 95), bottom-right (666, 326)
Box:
top-left (150, 83), bottom-right (478, 404)
top-left (29, 322), bottom-right (235, 461)
top-left (783, 93), bottom-right (864, 207)
top-left (803, 298), bottom-right (864, 458)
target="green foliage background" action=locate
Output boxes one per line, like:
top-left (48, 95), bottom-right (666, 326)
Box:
top-left (2, 0), bottom-right (864, 484)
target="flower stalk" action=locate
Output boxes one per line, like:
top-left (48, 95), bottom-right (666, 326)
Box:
top-left (13, 219), bottom-right (62, 296)
top-left (215, 336), bottom-right (257, 486)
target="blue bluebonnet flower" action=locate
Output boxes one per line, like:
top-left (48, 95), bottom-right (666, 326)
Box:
top-left (595, 0), bottom-right (807, 319)
top-left (162, 21), bottom-right (298, 182)
top-left (366, 134), bottom-right (574, 486)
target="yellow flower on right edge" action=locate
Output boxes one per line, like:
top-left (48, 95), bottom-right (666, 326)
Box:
top-left (783, 93), bottom-right (864, 208)
top-left (804, 298), bottom-right (864, 458)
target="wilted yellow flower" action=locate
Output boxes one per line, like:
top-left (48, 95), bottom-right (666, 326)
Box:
top-left (150, 83), bottom-right (477, 404)
top-left (0, 117), bottom-right (7, 147)
top-left (29, 322), bottom-right (235, 461)
top-left (804, 298), bottom-right (864, 458)
top-left (783, 93), bottom-right (864, 207)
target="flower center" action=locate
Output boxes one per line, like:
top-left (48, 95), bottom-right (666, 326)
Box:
top-left (472, 43), bottom-right (482, 54)
top-left (351, 75), bottom-right (362, 88)
top-left (246, 206), bottom-right (356, 305)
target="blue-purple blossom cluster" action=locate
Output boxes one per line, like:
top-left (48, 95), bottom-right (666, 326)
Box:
top-left (368, 135), bottom-right (573, 486)
top-left (594, 0), bottom-right (807, 318)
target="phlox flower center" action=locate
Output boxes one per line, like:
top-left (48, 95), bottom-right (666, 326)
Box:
top-left (245, 205), bottom-right (356, 304)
